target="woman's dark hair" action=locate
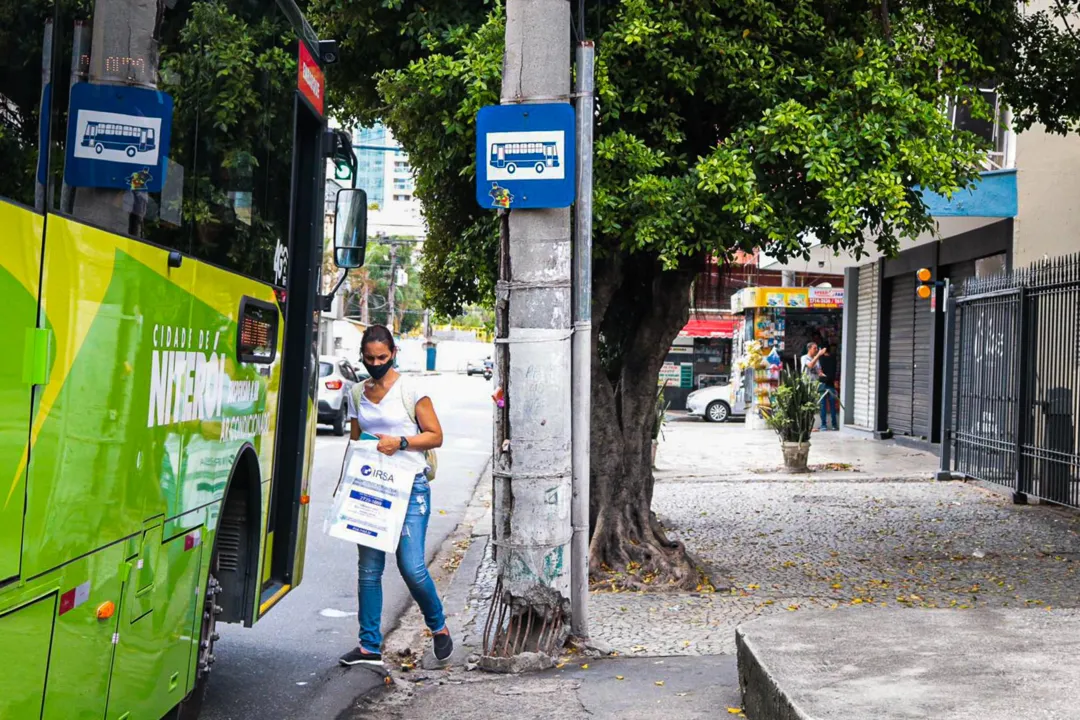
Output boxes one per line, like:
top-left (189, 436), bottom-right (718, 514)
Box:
top-left (361, 324), bottom-right (396, 352)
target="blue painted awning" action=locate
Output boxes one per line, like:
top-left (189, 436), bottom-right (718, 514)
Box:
top-left (916, 168), bottom-right (1017, 218)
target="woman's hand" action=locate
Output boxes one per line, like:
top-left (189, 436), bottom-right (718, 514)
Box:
top-left (375, 434), bottom-right (399, 456)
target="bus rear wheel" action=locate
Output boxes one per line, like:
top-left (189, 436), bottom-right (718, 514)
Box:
top-left (172, 551), bottom-right (223, 719)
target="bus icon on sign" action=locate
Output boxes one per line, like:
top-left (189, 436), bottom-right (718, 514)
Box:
top-left (484, 130), bottom-right (566, 183)
top-left (82, 121), bottom-right (156, 158)
top-left (490, 141), bottom-right (559, 175)
top-left (72, 109), bottom-right (164, 167)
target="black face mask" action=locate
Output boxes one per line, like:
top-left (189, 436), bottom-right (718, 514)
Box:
top-left (363, 358), bottom-right (393, 380)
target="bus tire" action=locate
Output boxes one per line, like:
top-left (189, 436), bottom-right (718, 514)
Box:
top-left (171, 550), bottom-right (222, 720)
top-left (506, 163), bottom-right (517, 174)
top-left (535, 162), bottom-right (545, 174)
top-left (94, 143), bottom-right (104, 154)
top-left (126, 146), bottom-right (137, 157)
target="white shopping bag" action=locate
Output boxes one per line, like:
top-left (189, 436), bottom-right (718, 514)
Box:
top-left (324, 442), bottom-right (416, 553)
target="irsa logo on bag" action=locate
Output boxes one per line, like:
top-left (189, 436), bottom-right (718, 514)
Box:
top-left (360, 465), bottom-right (393, 482)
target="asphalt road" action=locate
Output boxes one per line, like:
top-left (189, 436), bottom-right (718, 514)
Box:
top-left (202, 374), bottom-right (492, 720)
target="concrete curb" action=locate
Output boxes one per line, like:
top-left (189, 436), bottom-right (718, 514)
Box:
top-left (736, 627), bottom-right (809, 720)
top-left (655, 472), bottom-right (939, 484)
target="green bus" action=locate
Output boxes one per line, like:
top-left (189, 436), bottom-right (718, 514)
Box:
top-left (0, 1), bottom-right (364, 718)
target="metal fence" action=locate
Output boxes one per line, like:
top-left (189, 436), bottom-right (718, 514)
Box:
top-left (946, 253), bottom-right (1080, 508)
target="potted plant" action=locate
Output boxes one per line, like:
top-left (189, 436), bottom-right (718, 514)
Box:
top-left (652, 382), bottom-right (670, 469)
top-left (763, 369), bottom-right (823, 473)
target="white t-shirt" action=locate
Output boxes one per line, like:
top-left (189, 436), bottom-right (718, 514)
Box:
top-left (801, 354), bottom-right (822, 377)
top-left (346, 376), bottom-right (430, 476)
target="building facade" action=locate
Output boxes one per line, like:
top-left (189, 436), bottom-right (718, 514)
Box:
top-left (761, 73), bottom-right (1080, 448)
top-left (352, 124), bottom-right (425, 240)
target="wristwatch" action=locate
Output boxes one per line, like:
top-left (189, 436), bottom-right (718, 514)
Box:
top-left (399, 436), bottom-right (409, 451)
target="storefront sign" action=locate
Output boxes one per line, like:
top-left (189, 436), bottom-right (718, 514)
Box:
top-left (733, 286), bottom-right (845, 310)
top-left (808, 287), bottom-right (844, 308)
top-left (659, 362), bottom-right (693, 388)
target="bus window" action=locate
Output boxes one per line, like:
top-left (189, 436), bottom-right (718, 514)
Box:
top-left (0, 2), bottom-right (51, 212)
top-left (53, 0), bottom-right (295, 285)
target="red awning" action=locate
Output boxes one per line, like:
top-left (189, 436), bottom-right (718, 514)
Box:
top-left (679, 317), bottom-right (738, 339)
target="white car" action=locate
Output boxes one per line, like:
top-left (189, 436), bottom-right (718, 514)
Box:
top-left (318, 355), bottom-right (366, 435)
top-left (686, 383), bottom-right (745, 423)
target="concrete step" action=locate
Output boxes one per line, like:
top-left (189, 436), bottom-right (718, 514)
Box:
top-left (736, 607), bottom-right (1080, 719)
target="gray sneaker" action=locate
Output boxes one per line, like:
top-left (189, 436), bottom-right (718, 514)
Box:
top-left (433, 631), bottom-right (453, 661)
top-left (339, 646), bottom-right (383, 666)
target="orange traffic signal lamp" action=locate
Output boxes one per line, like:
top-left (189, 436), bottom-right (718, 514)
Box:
top-left (915, 267), bottom-right (945, 301)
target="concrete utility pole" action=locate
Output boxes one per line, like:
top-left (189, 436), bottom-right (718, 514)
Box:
top-left (360, 278), bottom-right (371, 325)
top-left (387, 240), bottom-right (398, 332)
top-left (487, 0), bottom-right (574, 660)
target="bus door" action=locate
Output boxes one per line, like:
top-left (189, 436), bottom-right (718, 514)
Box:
top-left (0, 17), bottom-right (50, 590)
top-left (0, 209), bottom-right (44, 587)
top-left (265, 65), bottom-right (326, 597)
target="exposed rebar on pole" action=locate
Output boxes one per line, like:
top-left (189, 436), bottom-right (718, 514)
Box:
top-left (570, 39), bottom-right (594, 641)
top-left (486, 0), bottom-right (574, 660)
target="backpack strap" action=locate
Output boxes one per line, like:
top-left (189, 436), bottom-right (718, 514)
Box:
top-left (399, 376), bottom-right (420, 431)
top-left (399, 376), bottom-right (437, 479)
top-left (349, 382), bottom-right (366, 433)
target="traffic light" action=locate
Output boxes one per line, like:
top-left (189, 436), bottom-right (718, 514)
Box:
top-left (916, 268), bottom-right (933, 299)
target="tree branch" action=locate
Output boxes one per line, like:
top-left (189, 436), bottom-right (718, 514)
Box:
top-left (1053, 0), bottom-right (1080, 43)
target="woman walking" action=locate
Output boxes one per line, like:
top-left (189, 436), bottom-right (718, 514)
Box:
top-left (338, 325), bottom-right (453, 666)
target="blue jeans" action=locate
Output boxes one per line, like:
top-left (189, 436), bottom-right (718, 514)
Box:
top-left (356, 474), bottom-right (445, 653)
top-left (820, 382), bottom-right (838, 430)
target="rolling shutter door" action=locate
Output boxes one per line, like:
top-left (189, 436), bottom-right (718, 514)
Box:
top-left (912, 285), bottom-right (934, 439)
top-left (887, 274), bottom-right (916, 436)
top-left (853, 263), bottom-right (878, 429)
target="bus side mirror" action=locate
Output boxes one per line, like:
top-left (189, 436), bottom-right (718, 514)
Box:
top-left (334, 188), bottom-right (367, 269)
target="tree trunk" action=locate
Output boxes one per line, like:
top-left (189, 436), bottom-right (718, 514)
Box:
top-left (588, 253), bottom-right (703, 591)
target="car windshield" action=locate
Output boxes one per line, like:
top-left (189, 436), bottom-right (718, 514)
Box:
top-left (319, 362), bottom-right (333, 378)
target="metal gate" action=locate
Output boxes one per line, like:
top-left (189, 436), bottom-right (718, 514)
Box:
top-left (944, 254), bottom-right (1080, 508)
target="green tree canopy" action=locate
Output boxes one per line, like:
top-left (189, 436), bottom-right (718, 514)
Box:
top-left (313, 0), bottom-right (1080, 587)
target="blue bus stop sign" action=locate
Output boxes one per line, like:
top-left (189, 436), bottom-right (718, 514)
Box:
top-left (64, 83), bottom-right (173, 193)
top-left (475, 103), bottom-right (576, 210)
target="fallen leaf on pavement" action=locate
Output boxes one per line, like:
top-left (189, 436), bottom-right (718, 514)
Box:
top-left (727, 709), bottom-right (744, 715)
top-left (616, 676), bottom-right (624, 681)
top-left (655, 681), bottom-right (665, 686)
top-left (581, 664), bottom-right (589, 670)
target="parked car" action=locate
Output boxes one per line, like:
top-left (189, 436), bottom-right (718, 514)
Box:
top-left (318, 355), bottom-right (366, 435)
top-left (685, 383), bottom-right (746, 423)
